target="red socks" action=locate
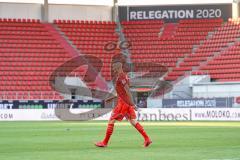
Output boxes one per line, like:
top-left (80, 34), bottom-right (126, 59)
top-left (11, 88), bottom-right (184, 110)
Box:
top-left (103, 123), bottom-right (114, 145)
top-left (134, 122), bottom-right (150, 141)
top-left (102, 122), bottom-right (149, 145)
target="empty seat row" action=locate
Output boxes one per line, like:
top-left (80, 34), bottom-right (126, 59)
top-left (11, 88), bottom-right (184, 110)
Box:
top-left (0, 18), bottom-right (40, 23)
top-left (54, 19), bottom-right (115, 25)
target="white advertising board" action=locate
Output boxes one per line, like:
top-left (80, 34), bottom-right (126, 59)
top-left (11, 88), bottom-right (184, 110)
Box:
top-left (0, 108), bottom-right (240, 121)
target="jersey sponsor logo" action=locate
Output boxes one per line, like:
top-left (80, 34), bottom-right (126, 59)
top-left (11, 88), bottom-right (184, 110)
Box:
top-left (121, 79), bottom-right (126, 85)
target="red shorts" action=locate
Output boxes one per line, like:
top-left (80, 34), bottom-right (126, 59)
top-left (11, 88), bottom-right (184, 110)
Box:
top-left (110, 98), bottom-right (136, 121)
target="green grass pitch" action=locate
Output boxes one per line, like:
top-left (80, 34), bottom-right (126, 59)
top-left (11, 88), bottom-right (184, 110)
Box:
top-left (0, 121), bottom-right (240, 160)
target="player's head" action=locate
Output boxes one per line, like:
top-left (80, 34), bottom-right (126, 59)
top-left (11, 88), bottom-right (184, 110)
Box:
top-left (111, 53), bottom-right (129, 79)
top-left (112, 53), bottom-right (127, 64)
top-left (112, 62), bottom-right (123, 74)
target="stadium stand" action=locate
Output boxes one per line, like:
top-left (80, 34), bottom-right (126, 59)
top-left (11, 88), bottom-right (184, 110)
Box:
top-left (2, 17), bottom-right (240, 100)
top-left (197, 18), bottom-right (240, 82)
top-left (164, 18), bottom-right (240, 81)
top-left (121, 19), bottom-right (223, 81)
top-left (0, 18), bottom-right (70, 100)
top-left (54, 20), bottom-right (119, 81)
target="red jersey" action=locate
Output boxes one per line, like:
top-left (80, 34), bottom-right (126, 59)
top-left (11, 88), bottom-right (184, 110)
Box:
top-left (115, 72), bottom-right (131, 105)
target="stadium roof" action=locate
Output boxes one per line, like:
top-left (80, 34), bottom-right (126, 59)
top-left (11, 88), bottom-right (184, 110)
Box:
top-left (0, 0), bottom-right (234, 5)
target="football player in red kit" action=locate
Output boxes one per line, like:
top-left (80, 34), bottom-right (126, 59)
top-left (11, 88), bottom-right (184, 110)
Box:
top-left (95, 62), bottom-right (152, 148)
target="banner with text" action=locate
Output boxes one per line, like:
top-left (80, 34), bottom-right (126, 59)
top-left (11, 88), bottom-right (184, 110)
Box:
top-left (162, 98), bottom-right (234, 108)
top-left (1, 108), bottom-right (240, 121)
top-left (119, 4), bottom-right (232, 22)
top-left (0, 100), bottom-right (102, 109)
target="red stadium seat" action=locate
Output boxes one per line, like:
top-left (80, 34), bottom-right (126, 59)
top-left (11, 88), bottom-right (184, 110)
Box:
top-left (0, 19), bottom-right (73, 100)
top-left (2, 17), bottom-right (240, 100)
top-left (54, 19), bottom-right (119, 81)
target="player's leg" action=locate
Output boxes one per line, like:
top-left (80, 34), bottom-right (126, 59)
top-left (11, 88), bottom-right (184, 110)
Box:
top-left (129, 119), bottom-right (152, 147)
top-left (102, 119), bottom-right (116, 145)
top-left (128, 108), bottom-right (152, 147)
top-left (95, 101), bottom-right (125, 147)
top-left (95, 118), bottom-right (115, 147)
top-left (95, 119), bottom-right (116, 147)
top-left (129, 119), bottom-right (150, 140)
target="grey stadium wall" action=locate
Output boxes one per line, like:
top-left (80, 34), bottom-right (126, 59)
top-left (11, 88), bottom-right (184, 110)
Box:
top-left (0, 2), bottom-right (112, 22)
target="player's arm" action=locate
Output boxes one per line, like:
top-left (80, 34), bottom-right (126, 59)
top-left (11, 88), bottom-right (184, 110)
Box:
top-left (104, 94), bottom-right (117, 103)
top-left (104, 89), bottom-right (117, 104)
top-left (124, 84), bottom-right (138, 110)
